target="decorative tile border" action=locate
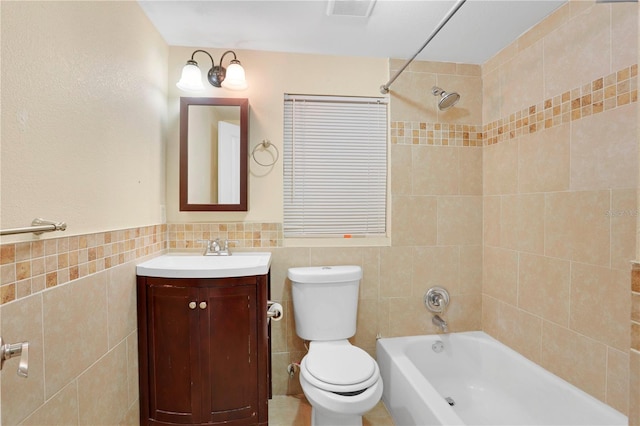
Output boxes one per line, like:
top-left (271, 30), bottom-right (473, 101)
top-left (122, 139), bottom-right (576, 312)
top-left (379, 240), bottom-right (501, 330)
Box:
top-left (391, 122), bottom-right (483, 147)
top-left (167, 222), bottom-right (283, 251)
top-left (392, 64), bottom-right (637, 149)
top-left (484, 64), bottom-right (638, 146)
top-left (0, 221), bottom-right (283, 306)
top-left (0, 225), bottom-right (167, 305)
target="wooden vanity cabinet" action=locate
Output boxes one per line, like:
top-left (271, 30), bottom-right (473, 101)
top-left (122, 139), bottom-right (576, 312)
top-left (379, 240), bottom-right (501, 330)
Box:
top-left (137, 273), bottom-right (270, 426)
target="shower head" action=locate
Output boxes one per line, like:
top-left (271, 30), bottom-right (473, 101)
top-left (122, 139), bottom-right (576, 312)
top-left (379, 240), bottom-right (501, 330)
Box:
top-left (432, 86), bottom-right (460, 111)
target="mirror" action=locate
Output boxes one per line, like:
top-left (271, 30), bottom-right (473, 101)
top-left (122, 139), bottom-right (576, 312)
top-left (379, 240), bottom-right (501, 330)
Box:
top-left (180, 97), bottom-right (248, 211)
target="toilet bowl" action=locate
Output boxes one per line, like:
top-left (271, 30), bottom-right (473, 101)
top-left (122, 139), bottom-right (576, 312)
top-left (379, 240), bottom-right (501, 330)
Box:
top-left (288, 266), bottom-right (383, 426)
top-left (299, 340), bottom-right (383, 426)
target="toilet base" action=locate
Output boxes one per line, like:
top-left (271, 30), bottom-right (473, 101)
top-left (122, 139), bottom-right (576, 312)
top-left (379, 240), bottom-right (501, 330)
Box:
top-left (311, 406), bottom-right (362, 426)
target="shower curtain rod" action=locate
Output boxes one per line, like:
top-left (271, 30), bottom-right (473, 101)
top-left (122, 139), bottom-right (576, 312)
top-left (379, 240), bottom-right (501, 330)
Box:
top-left (380, 0), bottom-right (467, 94)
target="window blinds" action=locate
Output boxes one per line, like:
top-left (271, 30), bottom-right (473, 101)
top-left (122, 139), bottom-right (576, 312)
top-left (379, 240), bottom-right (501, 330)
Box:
top-left (283, 94), bottom-right (388, 237)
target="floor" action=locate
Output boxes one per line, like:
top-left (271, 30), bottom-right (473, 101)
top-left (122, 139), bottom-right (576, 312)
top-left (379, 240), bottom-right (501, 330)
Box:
top-left (268, 395), bottom-right (395, 426)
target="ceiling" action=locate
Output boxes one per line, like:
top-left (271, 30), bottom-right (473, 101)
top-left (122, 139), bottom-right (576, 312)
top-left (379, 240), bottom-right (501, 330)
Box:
top-left (138, 0), bottom-right (567, 65)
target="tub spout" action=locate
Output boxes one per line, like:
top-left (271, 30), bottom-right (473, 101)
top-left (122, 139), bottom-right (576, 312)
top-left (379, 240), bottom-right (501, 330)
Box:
top-left (432, 315), bottom-right (448, 333)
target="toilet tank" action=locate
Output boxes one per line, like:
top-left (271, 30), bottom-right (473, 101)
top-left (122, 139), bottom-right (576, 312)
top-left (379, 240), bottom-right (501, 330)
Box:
top-left (288, 265), bottom-right (362, 341)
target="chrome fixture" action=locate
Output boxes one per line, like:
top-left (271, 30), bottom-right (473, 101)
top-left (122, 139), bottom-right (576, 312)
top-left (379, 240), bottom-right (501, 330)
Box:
top-left (197, 238), bottom-right (238, 256)
top-left (425, 286), bottom-right (450, 333)
top-left (177, 50), bottom-right (247, 91)
top-left (432, 86), bottom-right (461, 111)
top-left (432, 315), bottom-right (448, 333)
top-left (380, 0), bottom-right (466, 94)
top-left (0, 337), bottom-right (28, 378)
top-left (0, 218), bottom-right (67, 236)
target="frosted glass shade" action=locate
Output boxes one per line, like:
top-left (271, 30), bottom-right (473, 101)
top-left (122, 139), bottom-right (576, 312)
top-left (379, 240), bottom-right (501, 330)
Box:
top-left (176, 62), bottom-right (205, 91)
top-left (221, 62), bottom-right (248, 90)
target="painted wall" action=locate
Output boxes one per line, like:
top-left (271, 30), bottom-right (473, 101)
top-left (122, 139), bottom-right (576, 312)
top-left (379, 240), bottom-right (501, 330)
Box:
top-left (482, 0), bottom-right (637, 415)
top-left (166, 47), bottom-right (388, 224)
top-left (0, 1), bottom-right (168, 424)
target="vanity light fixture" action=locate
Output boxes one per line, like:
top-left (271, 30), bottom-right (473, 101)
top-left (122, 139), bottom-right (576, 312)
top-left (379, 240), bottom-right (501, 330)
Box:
top-left (176, 49), bottom-right (248, 91)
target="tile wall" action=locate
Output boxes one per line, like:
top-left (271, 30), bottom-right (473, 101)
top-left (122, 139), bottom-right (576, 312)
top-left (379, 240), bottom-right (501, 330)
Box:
top-left (0, 225), bottom-right (166, 424)
top-left (482, 0), bottom-right (638, 415)
top-left (632, 265), bottom-right (640, 425)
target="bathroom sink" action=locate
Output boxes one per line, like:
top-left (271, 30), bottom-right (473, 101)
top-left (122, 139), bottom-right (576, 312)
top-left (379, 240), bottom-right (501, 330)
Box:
top-left (136, 252), bottom-right (272, 278)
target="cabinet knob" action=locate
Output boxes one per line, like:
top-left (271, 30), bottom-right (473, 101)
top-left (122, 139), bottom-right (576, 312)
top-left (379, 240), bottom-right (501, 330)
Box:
top-left (199, 301), bottom-right (207, 309)
top-left (188, 301), bottom-right (197, 310)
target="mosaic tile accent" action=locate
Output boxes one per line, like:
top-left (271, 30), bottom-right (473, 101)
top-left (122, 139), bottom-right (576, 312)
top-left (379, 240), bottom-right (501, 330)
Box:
top-left (391, 122), bottom-right (483, 147)
top-left (167, 222), bottom-right (283, 251)
top-left (633, 265), bottom-right (640, 353)
top-left (0, 225), bottom-right (167, 305)
top-left (484, 64), bottom-right (638, 146)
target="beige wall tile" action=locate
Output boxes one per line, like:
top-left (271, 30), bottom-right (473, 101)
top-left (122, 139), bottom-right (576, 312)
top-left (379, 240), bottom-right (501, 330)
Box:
top-left (630, 350), bottom-right (640, 426)
top-left (483, 140), bottom-right (518, 196)
top-left (570, 264), bottom-right (630, 352)
top-left (107, 261), bottom-right (137, 349)
top-left (482, 295), bottom-right (542, 364)
top-left (459, 245), bottom-right (483, 295)
top-left (309, 247), bottom-right (363, 266)
top-left (611, 189), bottom-right (638, 270)
top-left (352, 299), bottom-right (380, 351)
top-left (483, 196), bottom-right (501, 247)
top-left (391, 196), bottom-right (437, 246)
top-left (436, 74), bottom-right (483, 125)
top-left (389, 71), bottom-right (438, 122)
top-left (388, 296), bottom-right (432, 337)
top-left (361, 248), bottom-right (381, 300)
top-left (518, 253), bottom-right (570, 326)
top-left (269, 248), bottom-right (310, 301)
top-left (391, 145), bottom-right (412, 196)
top-left (544, 190), bottom-right (611, 266)
top-left (126, 332), bottom-right (139, 408)
top-left (380, 247), bottom-right (413, 298)
top-left (1, 294), bottom-right (45, 425)
top-left (633, 293), bottom-right (640, 323)
top-left (21, 382), bottom-right (79, 426)
top-left (482, 68), bottom-right (502, 124)
top-left (437, 196), bottom-right (483, 245)
top-left (483, 246), bottom-right (518, 305)
top-left (570, 104), bottom-right (638, 191)
top-left (543, 3), bottom-right (611, 98)
top-left (517, 3), bottom-right (570, 52)
top-left (518, 124), bottom-right (570, 193)
top-left (412, 146), bottom-right (459, 195)
top-left (43, 273), bottom-right (109, 398)
top-left (270, 352), bottom-right (290, 396)
top-left (78, 342), bottom-right (128, 425)
top-left (611, 2), bottom-right (638, 71)
top-left (606, 347), bottom-right (629, 415)
top-left (541, 321), bottom-right (607, 402)
top-left (446, 293), bottom-right (482, 332)
top-left (500, 194), bottom-right (545, 254)
top-left (501, 40), bottom-right (544, 115)
top-left (412, 246), bottom-right (460, 296)
top-left (459, 148), bottom-right (483, 195)
top-left (286, 300), bottom-right (306, 353)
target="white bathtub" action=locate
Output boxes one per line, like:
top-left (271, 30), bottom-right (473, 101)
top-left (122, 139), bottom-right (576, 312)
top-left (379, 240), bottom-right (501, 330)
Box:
top-left (376, 331), bottom-right (626, 426)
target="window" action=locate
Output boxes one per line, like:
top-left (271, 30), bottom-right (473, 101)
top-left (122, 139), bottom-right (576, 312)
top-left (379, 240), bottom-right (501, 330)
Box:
top-left (283, 94), bottom-right (388, 237)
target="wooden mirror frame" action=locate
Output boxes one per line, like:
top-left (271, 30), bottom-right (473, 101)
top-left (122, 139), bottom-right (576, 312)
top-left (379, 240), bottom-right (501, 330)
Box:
top-left (179, 97), bottom-right (249, 211)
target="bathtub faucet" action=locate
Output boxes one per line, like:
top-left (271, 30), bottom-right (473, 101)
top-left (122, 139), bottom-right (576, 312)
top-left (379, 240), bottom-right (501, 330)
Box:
top-left (432, 314), bottom-right (448, 333)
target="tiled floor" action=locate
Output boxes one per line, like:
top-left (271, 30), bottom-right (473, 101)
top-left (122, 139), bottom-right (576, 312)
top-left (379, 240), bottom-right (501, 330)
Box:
top-left (268, 395), bottom-right (395, 425)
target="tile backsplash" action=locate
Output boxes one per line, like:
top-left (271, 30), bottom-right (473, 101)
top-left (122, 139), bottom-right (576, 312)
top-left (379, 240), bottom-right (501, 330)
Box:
top-left (0, 222), bottom-right (283, 305)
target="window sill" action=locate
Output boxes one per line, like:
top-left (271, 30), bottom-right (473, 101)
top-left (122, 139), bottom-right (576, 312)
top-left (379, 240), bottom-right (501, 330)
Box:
top-left (283, 236), bottom-right (391, 248)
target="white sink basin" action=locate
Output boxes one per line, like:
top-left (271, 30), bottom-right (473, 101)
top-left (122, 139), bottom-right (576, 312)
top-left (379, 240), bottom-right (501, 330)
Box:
top-left (136, 252), bottom-right (272, 278)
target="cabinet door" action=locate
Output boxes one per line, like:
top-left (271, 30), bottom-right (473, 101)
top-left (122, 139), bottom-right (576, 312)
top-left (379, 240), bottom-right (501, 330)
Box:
top-left (200, 284), bottom-right (258, 424)
top-left (147, 284), bottom-right (202, 424)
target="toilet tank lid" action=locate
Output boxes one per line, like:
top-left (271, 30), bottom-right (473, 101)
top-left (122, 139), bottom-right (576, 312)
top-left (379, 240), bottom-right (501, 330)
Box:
top-left (288, 265), bottom-right (362, 283)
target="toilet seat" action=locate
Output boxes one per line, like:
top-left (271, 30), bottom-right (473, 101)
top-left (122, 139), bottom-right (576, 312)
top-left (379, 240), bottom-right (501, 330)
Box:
top-left (301, 341), bottom-right (380, 394)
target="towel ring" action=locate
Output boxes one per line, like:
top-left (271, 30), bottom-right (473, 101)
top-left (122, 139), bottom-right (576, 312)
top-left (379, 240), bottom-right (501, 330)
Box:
top-left (251, 140), bottom-right (279, 167)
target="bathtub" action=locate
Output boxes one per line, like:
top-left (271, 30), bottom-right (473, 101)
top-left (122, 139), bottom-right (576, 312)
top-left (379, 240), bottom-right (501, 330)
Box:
top-left (376, 331), bottom-right (626, 426)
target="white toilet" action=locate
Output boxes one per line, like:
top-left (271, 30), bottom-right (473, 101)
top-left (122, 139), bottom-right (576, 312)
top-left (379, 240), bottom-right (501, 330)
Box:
top-left (288, 265), bottom-right (383, 426)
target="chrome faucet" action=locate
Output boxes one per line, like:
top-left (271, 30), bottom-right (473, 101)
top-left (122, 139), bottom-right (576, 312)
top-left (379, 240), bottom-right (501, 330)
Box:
top-left (199, 238), bottom-right (238, 256)
top-left (432, 314), bottom-right (448, 333)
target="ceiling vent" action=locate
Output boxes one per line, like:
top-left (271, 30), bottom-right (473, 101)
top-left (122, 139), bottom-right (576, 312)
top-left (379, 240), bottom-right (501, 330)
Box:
top-left (326, 0), bottom-right (377, 17)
